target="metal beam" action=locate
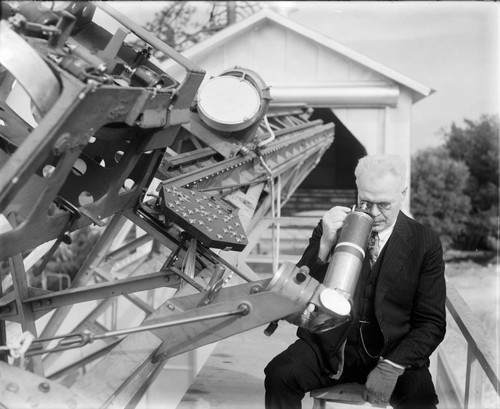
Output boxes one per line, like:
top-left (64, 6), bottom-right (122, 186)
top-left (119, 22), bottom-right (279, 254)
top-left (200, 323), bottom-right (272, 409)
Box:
top-left (25, 270), bottom-right (180, 313)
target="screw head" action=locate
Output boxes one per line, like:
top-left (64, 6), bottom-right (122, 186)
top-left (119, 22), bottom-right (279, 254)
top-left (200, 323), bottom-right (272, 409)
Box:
top-left (38, 382), bottom-right (50, 393)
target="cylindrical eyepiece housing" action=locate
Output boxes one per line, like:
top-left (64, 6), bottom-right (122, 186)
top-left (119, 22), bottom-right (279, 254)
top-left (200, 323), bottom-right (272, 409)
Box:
top-left (323, 210), bottom-right (373, 301)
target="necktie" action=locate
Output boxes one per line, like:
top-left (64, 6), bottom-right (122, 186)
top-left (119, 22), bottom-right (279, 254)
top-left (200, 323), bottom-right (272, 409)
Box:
top-left (368, 231), bottom-right (380, 268)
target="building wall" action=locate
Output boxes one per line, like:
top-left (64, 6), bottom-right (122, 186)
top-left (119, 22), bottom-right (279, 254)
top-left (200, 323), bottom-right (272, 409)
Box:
top-left (166, 20), bottom-right (389, 85)
top-left (163, 18), bottom-right (414, 212)
top-left (332, 89), bottom-right (413, 212)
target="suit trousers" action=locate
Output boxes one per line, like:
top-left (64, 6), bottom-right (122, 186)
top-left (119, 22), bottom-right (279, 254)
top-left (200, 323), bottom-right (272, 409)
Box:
top-left (264, 338), bottom-right (438, 409)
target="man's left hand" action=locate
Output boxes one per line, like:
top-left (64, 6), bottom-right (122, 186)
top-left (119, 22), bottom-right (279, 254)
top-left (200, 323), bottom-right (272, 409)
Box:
top-left (362, 359), bottom-right (405, 405)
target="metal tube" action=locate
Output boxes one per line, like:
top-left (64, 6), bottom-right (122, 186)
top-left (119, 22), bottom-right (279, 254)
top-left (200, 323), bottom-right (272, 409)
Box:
top-left (28, 304), bottom-right (250, 356)
top-left (269, 84), bottom-right (400, 107)
top-left (323, 210), bottom-right (373, 300)
top-left (94, 305), bottom-right (249, 339)
top-left (208, 250), bottom-right (254, 283)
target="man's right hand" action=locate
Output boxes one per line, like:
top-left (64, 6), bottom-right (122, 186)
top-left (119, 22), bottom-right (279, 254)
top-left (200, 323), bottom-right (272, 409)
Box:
top-left (318, 206), bottom-right (351, 261)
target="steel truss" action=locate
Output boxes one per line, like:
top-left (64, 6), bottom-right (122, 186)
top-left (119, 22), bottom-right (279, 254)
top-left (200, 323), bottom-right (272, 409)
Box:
top-left (0, 2), bottom-right (334, 407)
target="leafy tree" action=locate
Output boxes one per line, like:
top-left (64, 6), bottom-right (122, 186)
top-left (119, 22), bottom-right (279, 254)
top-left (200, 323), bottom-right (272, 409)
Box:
top-left (443, 115), bottom-right (499, 249)
top-left (411, 147), bottom-right (471, 249)
top-left (140, 1), bottom-right (261, 59)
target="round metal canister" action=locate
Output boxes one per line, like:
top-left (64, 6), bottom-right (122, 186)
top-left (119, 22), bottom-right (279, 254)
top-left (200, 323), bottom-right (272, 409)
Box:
top-left (196, 67), bottom-right (268, 133)
top-left (323, 211), bottom-right (373, 299)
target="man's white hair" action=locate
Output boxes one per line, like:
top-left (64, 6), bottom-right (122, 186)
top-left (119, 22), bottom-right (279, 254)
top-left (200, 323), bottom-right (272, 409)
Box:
top-left (355, 154), bottom-right (407, 189)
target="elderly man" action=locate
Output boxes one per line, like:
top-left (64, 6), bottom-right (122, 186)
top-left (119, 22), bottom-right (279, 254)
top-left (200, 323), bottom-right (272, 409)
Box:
top-left (264, 154), bottom-right (446, 409)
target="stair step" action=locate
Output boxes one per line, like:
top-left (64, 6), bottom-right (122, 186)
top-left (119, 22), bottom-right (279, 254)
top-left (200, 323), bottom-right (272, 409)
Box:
top-left (283, 188), bottom-right (357, 215)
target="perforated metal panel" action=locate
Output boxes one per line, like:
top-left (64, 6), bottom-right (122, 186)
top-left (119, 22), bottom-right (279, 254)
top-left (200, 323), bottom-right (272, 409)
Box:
top-left (160, 185), bottom-right (248, 251)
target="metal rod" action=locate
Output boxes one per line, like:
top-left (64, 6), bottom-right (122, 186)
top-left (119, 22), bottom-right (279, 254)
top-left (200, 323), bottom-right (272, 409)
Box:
top-left (274, 174), bottom-right (282, 275)
top-left (168, 266), bottom-right (205, 292)
top-left (26, 304), bottom-right (249, 356)
top-left (95, 305), bottom-right (249, 339)
top-left (208, 251), bottom-right (254, 283)
top-left (104, 234), bottom-right (153, 263)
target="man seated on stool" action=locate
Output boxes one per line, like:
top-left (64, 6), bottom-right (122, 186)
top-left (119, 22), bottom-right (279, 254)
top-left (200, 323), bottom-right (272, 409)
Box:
top-left (264, 154), bottom-right (446, 409)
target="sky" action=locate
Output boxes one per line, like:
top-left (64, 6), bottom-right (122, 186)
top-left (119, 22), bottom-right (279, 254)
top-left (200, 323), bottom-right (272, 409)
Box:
top-left (103, 1), bottom-right (499, 154)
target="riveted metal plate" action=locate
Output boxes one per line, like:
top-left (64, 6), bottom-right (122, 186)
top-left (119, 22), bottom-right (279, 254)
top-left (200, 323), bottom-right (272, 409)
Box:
top-left (160, 185), bottom-right (248, 251)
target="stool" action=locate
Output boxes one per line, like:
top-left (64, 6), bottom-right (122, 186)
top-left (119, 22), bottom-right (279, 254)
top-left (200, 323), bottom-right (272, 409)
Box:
top-left (310, 383), bottom-right (393, 408)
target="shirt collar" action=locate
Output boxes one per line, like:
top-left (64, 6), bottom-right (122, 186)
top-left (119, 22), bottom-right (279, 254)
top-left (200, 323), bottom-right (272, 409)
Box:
top-left (377, 222), bottom-right (396, 250)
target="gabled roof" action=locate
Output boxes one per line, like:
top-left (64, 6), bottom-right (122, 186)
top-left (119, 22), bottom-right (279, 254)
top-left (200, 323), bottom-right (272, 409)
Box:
top-left (164, 8), bottom-right (433, 103)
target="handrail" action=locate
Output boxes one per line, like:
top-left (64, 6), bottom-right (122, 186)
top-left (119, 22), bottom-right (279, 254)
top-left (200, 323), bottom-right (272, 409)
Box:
top-left (439, 280), bottom-right (500, 408)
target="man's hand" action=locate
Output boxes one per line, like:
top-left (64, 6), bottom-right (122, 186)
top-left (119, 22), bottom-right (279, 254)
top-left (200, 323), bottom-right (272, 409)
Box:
top-left (362, 359), bottom-right (405, 406)
top-left (318, 206), bottom-right (351, 260)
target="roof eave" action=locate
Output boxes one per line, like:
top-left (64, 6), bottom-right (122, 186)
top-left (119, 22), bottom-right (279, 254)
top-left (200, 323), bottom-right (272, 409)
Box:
top-left (162, 9), bottom-right (434, 104)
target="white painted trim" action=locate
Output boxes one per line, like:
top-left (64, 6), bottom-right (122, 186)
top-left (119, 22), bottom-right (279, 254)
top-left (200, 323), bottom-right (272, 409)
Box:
top-left (162, 9), bottom-right (434, 103)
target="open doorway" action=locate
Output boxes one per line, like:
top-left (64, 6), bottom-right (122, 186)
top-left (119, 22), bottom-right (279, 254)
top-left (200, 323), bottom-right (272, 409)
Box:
top-left (283, 108), bottom-right (366, 214)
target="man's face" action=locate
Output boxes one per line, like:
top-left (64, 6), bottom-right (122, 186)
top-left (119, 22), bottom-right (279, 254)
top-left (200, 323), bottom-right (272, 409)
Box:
top-left (357, 172), bottom-right (406, 233)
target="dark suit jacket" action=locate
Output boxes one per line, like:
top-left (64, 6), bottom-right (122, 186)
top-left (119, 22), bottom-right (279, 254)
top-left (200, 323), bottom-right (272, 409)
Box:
top-left (296, 211), bottom-right (446, 374)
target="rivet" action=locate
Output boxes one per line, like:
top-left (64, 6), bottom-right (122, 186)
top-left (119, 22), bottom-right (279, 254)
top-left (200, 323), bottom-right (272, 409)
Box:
top-left (6, 382), bottom-right (19, 393)
top-left (38, 382), bottom-right (50, 393)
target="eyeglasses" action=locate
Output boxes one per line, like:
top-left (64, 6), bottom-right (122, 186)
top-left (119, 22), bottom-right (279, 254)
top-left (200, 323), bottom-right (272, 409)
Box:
top-left (358, 200), bottom-right (393, 211)
top-left (358, 188), bottom-right (407, 212)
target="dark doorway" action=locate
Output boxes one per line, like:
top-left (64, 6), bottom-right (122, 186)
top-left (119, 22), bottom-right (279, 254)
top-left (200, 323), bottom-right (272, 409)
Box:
top-left (303, 108), bottom-right (366, 189)
top-left (283, 108), bottom-right (366, 214)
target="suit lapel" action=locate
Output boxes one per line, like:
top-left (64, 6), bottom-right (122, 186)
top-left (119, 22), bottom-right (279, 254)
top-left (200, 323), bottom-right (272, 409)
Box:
top-left (375, 212), bottom-right (413, 305)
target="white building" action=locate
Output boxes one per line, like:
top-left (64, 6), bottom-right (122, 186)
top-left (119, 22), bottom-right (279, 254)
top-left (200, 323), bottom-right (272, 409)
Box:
top-left (162, 8), bottom-right (434, 212)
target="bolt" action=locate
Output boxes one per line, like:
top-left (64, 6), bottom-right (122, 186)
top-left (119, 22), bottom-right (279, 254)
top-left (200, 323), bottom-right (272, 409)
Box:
top-left (250, 285), bottom-right (263, 294)
top-left (53, 133), bottom-right (70, 155)
top-left (238, 302), bottom-right (251, 315)
top-left (60, 231), bottom-right (72, 245)
top-left (295, 272), bottom-right (307, 283)
top-left (38, 382), bottom-right (50, 393)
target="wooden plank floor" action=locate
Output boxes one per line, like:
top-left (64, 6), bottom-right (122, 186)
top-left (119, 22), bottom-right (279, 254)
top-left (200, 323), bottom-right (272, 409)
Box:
top-left (176, 321), bottom-right (314, 409)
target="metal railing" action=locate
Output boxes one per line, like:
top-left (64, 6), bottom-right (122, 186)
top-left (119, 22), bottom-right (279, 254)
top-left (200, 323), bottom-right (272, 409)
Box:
top-left (435, 281), bottom-right (500, 409)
